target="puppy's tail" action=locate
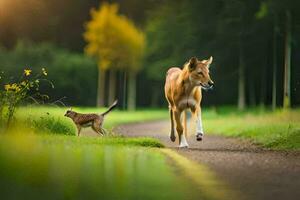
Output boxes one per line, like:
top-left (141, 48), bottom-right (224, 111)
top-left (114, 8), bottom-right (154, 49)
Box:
top-left (101, 100), bottom-right (118, 116)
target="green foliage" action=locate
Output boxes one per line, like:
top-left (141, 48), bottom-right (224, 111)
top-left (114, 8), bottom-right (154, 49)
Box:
top-left (145, 1), bottom-right (194, 80)
top-left (0, 0), bottom-right (100, 51)
top-left (144, 0), bottom-right (300, 107)
top-left (0, 41), bottom-right (98, 106)
top-left (0, 68), bottom-right (49, 129)
top-left (255, 2), bottom-right (269, 19)
top-left (1, 0), bottom-right (300, 107)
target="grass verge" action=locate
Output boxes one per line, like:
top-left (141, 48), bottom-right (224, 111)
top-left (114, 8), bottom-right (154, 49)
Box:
top-left (13, 106), bottom-right (168, 135)
top-left (203, 108), bottom-right (300, 150)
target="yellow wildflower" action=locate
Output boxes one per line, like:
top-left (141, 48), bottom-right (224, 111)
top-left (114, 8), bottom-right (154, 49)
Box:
top-left (11, 83), bottom-right (18, 89)
top-left (24, 69), bottom-right (32, 76)
top-left (42, 68), bottom-right (47, 76)
top-left (8, 83), bottom-right (21, 92)
top-left (4, 84), bottom-right (11, 91)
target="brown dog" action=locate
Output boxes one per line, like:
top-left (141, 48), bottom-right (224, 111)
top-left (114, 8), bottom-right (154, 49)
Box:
top-left (164, 57), bottom-right (214, 147)
top-left (64, 100), bottom-right (118, 136)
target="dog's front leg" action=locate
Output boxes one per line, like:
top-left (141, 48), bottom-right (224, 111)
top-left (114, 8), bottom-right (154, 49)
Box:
top-left (76, 125), bottom-right (82, 136)
top-left (169, 107), bottom-right (176, 142)
top-left (195, 106), bottom-right (204, 141)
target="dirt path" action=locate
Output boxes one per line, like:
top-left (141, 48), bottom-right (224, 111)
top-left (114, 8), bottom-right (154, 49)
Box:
top-left (114, 120), bottom-right (300, 200)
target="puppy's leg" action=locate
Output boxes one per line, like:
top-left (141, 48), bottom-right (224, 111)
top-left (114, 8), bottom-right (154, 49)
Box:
top-left (92, 120), bottom-right (104, 136)
top-left (92, 125), bottom-right (103, 136)
top-left (100, 127), bottom-right (107, 135)
top-left (76, 125), bottom-right (82, 136)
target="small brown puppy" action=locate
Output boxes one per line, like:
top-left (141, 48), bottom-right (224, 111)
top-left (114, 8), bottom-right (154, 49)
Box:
top-left (64, 100), bottom-right (118, 136)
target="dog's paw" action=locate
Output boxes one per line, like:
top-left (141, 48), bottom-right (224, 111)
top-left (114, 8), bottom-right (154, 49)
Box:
top-left (196, 133), bottom-right (203, 141)
top-left (170, 134), bottom-right (176, 142)
top-left (179, 144), bottom-right (189, 148)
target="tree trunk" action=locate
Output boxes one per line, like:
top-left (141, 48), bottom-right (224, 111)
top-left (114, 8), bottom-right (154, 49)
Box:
top-left (122, 71), bottom-right (127, 110)
top-left (249, 80), bottom-right (256, 107)
top-left (283, 10), bottom-right (291, 109)
top-left (97, 68), bottom-right (106, 107)
top-left (238, 39), bottom-right (246, 111)
top-left (272, 15), bottom-right (278, 110)
top-left (127, 71), bottom-right (136, 111)
top-left (151, 90), bottom-right (159, 107)
top-left (259, 61), bottom-right (267, 109)
top-left (108, 69), bottom-right (116, 104)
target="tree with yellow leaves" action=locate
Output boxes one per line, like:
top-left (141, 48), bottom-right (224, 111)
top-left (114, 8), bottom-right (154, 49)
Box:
top-left (84, 2), bottom-right (145, 109)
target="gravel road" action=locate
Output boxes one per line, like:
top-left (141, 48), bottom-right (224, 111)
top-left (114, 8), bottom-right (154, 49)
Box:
top-left (114, 120), bottom-right (300, 200)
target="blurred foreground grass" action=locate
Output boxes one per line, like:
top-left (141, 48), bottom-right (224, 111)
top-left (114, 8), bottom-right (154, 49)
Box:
top-left (1, 107), bottom-right (198, 200)
top-left (203, 107), bottom-right (300, 150)
top-left (0, 133), bottom-right (201, 200)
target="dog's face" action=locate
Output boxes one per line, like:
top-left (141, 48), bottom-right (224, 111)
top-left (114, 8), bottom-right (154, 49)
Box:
top-left (187, 56), bottom-right (214, 90)
top-left (64, 109), bottom-right (76, 118)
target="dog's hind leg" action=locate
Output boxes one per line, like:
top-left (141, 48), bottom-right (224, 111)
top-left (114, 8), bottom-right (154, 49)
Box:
top-left (183, 110), bottom-right (188, 138)
top-left (92, 121), bottom-right (104, 136)
top-left (100, 127), bottom-right (107, 135)
top-left (181, 110), bottom-right (189, 147)
top-left (169, 107), bottom-right (176, 142)
top-left (174, 110), bottom-right (188, 148)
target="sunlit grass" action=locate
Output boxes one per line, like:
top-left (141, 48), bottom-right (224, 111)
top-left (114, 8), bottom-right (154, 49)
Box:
top-left (1, 105), bottom-right (298, 199)
top-left (14, 106), bottom-right (168, 135)
top-left (36, 134), bottom-right (164, 148)
top-left (0, 132), bottom-right (196, 200)
top-left (0, 106), bottom-right (199, 199)
top-left (203, 108), bottom-right (300, 150)
top-left (14, 106), bottom-right (300, 150)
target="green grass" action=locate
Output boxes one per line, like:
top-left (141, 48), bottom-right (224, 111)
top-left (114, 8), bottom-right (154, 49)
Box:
top-left (10, 106), bottom-right (300, 150)
top-left (0, 133), bottom-right (201, 200)
top-left (203, 108), bottom-right (300, 150)
top-left (14, 106), bottom-right (168, 135)
top-left (11, 106), bottom-right (300, 150)
top-left (1, 105), bottom-right (298, 199)
top-left (0, 107), bottom-right (207, 200)
top-left (37, 134), bottom-right (164, 148)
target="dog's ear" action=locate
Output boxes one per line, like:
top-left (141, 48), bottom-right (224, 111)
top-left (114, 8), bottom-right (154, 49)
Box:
top-left (188, 57), bottom-right (198, 71)
top-left (206, 56), bottom-right (213, 65)
top-left (201, 56), bottom-right (213, 68)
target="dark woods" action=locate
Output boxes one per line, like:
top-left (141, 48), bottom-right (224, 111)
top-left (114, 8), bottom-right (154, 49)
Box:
top-left (143, 0), bottom-right (300, 109)
top-left (0, 0), bottom-right (299, 108)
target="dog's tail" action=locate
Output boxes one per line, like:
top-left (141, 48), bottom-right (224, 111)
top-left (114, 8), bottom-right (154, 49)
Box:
top-left (101, 100), bottom-right (118, 116)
